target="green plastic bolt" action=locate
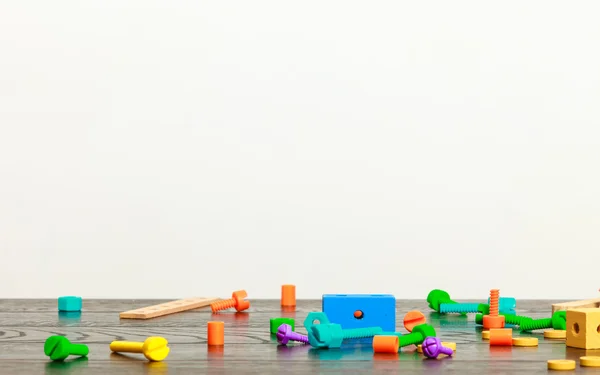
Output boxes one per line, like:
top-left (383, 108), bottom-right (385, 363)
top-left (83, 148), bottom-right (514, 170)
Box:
top-left (520, 311), bottom-right (566, 332)
top-left (44, 336), bottom-right (89, 361)
top-left (475, 313), bottom-right (532, 326)
top-left (399, 324), bottom-right (436, 347)
top-left (427, 289), bottom-right (460, 312)
top-left (304, 312), bottom-right (384, 349)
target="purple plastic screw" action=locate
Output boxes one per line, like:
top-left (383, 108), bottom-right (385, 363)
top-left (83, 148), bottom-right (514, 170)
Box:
top-left (276, 324), bottom-right (309, 345)
top-left (422, 336), bottom-right (453, 359)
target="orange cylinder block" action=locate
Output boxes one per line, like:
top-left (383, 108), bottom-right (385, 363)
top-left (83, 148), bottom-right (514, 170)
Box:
top-left (489, 328), bottom-right (512, 346)
top-left (208, 321), bottom-right (224, 346)
top-left (281, 285), bottom-right (296, 307)
top-left (373, 335), bottom-right (399, 354)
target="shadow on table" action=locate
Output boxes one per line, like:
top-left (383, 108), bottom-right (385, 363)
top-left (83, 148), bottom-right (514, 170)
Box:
top-left (45, 357), bottom-right (88, 374)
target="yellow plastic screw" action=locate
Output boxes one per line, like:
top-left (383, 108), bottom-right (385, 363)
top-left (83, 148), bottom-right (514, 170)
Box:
top-left (109, 336), bottom-right (170, 362)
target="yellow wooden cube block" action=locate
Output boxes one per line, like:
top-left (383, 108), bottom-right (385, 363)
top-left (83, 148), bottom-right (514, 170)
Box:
top-left (566, 308), bottom-right (600, 349)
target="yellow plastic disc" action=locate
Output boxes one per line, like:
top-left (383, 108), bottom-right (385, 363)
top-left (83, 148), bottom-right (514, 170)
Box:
top-left (544, 330), bottom-right (566, 339)
top-left (547, 359), bottom-right (576, 370)
top-left (512, 337), bottom-right (538, 347)
top-left (482, 331), bottom-right (490, 340)
top-left (417, 342), bottom-right (456, 353)
top-left (580, 356), bottom-right (600, 367)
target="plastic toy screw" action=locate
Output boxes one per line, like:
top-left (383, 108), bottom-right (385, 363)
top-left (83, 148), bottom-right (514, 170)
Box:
top-left (304, 312), bottom-right (383, 349)
top-left (109, 337), bottom-right (170, 362)
top-left (482, 289), bottom-right (505, 329)
top-left (210, 290), bottom-right (250, 313)
top-left (519, 311), bottom-right (567, 332)
top-left (422, 336), bottom-right (453, 359)
top-left (276, 324), bottom-right (309, 345)
top-left (399, 323), bottom-right (437, 347)
top-left (428, 289), bottom-right (515, 315)
top-left (44, 336), bottom-right (89, 361)
top-left (427, 289), bottom-right (460, 313)
top-left (476, 313), bottom-right (531, 326)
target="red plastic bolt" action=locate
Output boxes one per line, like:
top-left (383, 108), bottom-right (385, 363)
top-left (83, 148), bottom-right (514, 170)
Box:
top-left (210, 290), bottom-right (250, 313)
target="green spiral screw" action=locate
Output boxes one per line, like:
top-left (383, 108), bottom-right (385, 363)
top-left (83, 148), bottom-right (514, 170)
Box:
top-left (399, 324), bottom-right (436, 347)
top-left (519, 311), bottom-right (566, 332)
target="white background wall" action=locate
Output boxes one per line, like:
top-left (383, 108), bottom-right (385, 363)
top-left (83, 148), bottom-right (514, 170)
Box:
top-left (1, 1), bottom-right (599, 300)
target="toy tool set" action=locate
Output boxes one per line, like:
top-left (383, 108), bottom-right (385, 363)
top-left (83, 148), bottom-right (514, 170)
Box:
top-left (47, 286), bottom-right (600, 371)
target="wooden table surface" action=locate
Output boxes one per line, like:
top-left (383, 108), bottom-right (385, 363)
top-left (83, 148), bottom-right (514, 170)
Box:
top-left (0, 299), bottom-right (596, 374)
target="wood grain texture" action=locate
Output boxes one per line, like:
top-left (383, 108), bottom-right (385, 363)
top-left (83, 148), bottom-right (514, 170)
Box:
top-left (119, 297), bottom-right (221, 319)
top-left (0, 299), bottom-right (592, 374)
top-left (552, 298), bottom-right (600, 314)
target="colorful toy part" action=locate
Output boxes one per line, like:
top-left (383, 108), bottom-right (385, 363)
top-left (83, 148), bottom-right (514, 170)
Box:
top-left (322, 294), bottom-right (396, 332)
top-left (44, 336), bottom-right (89, 361)
top-left (489, 296), bottom-right (516, 315)
top-left (372, 335), bottom-right (399, 354)
top-left (58, 296), bottom-right (82, 312)
top-left (304, 312), bottom-right (383, 349)
top-left (270, 317), bottom-right (295, 335)
top-left (427, 289), bottom-right (515, 314)
top-left (211, 290), bottom-right (250, 313)
top-left (476, 313), bottom-right (531, 326)
top-left (277, 324), bottom-right (308, 345)
top-left (109, 337), bottom-right (170, 362)
top-left (489, 328), bottom-right (512, 346)
top-left (566, 308), bottom-right (600, 349)
top-left (399, 324), bottom-right (436, 348)
top-left (281, 285), bottom-right (296, 307)
top-left (482, 289), bottom-right (505, 329)
top-left (519, 311), bottom-right (566, 332)
top-left (422, 336), bottom-right (453, 358)
top-left (208, 321), bottom-right (224, 346)
top-left (403, 310), bottom-right (426, 332)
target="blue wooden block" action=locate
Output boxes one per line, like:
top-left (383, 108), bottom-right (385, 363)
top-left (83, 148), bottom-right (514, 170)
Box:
top-left (58, 296), bottom-right (82, 312)
top-left (322, 294), bottom-right (396, 332)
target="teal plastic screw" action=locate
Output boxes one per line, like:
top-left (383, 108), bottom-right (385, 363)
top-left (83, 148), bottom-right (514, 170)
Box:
top-left (427, 290), bottom-right (460, 312)
top-left (44, 336), bottom-right (89, 361)
top-left (304, 312), bottom-right (384, 349)
top-left (399, 324), bottom-right (436, 347)
top-left (440, 302), bottom-right (488, 314)
top-left (475, 313), bottom-right (531, 326)
top-left (519, 311), bottom-right (566, 332)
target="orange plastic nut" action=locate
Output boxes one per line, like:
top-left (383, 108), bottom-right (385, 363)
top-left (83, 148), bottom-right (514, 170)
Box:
top-left (373, 335), bottom-right (399, 354)
top-left (281, 285), bottom-right (296, 307)
top-left (483, 315), bottom-right (505, 329)
top-left (404, 310), bottom-right (426, 332)
top-left (207, 321), bottom-right (224, 346)
top-left (489, 328), bottom-right (512, 346)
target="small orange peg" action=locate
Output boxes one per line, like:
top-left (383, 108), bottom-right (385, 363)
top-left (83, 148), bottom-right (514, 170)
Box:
top-left (489, 328), bottom-right (512, 346)
top-left (281, 285), bottom-right (296, 307)
top-left (207, 321), bottom-right (224, 346)
top-left (373, 335), bottom-right (399, 354)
